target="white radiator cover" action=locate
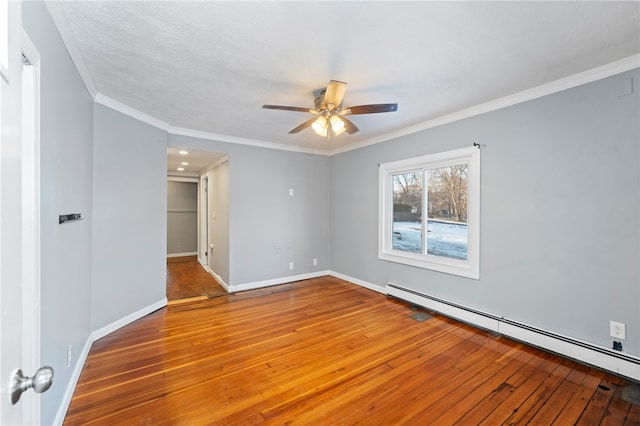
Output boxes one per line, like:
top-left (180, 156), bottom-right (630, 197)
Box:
top-left (386, 282), bottom-right (640, 381)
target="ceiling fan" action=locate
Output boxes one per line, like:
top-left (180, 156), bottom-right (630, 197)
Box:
top-left (263, 80), bottom-right (398, 138)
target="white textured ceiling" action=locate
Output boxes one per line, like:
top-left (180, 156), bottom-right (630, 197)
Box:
top-left (50, 1), bottom-right (639, 155)
top-left (166, 146), bottom-right (224, 177)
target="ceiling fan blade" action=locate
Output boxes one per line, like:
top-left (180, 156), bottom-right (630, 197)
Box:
top-left (263, 105), bottom-right (316, 113)
top-left (342, 103), bottom-right (398, 115)
top-left (324, 80), bottom-right (347, 110)
top-left (340, 116), bottom-right (360, 134)
top-left (288, 116), bottom-right (319, 134)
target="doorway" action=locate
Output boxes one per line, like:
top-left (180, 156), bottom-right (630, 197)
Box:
top-left (165, 175), bottom-right (226, 302)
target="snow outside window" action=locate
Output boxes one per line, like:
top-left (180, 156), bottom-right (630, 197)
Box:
top-left (378, 146), bottom-right (480, 279)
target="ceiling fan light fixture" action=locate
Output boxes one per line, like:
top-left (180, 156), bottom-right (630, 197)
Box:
top-left (333, 126), bottom-right (346, 137)
top-left (330, 115), bottom-right (345, 133)
top-left (312, 116), bottom-right (328, 136)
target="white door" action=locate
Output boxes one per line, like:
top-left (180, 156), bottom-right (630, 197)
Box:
top-left (1, 2), bottom-right (45, 424)
top-left (20, 27), bottom-right (42, 426)
top-left (0, 1), bottom-right (27, 424)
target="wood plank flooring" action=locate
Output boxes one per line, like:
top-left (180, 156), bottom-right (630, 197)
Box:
top-left (64, 276), bottom-right (639, 425)
top-left (166, 256), bottom-right (227, 301)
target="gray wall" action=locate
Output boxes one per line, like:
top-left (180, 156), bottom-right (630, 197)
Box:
top-left (167, 180), bottom-right (198, 255)
top-left (92, 104), bottom-right (167, 331)
top-left (207, 160), bottom-right (230, 284)
top-left (330, 69), bottom-right (640, 356)
top-left (169, 136), bottom-right (330, 286)
top-left (22, 3), bottom-right (94, 424)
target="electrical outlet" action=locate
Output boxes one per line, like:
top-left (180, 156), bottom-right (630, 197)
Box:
top-left (66, 345), bottom-right (72, 367)
top-left (610, 321), bottom-right (626, 340)
top-left (289, 262), bottom-right (294, 270)
top-left (313, 258), bottom-right (318, 266)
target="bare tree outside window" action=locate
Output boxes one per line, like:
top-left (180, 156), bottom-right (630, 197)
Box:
top-left (390, 165), bottom-right (469, 260)
top-left (426, 165), bottom-right (468, 260)
top-left (427, 165), bottom-right (468, 223)
top-left (392, 172), bottom-right (422, 253)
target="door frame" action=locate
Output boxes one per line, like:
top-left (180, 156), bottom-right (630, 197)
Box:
top-left (20, 27), bottom-right (42, 425)
top-left (201, 175), bottom-right (209, 267)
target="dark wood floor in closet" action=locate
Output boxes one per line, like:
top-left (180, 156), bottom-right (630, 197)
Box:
top-left (166, 255), bottom-right (227, 301)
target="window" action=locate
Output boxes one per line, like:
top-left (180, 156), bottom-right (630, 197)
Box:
top-left (378, 146), bottom-right (480, 279)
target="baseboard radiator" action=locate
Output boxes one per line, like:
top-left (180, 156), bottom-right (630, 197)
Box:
top-left (386, 282), bottom-right (640, 382)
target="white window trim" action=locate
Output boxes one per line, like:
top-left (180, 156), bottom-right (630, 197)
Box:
top-left (378, 146), bottom-right (480, 279)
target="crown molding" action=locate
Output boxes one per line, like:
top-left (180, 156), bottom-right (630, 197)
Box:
top-left (95, 93), bottom-right (171, 131)
top-left (45, 1), bottom-right (98, 99)
top-left (329, 54), bottom-right (640, 156)
top-left (168, 127), bottom-right (331, 156)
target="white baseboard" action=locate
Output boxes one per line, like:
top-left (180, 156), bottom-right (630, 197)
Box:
top-left (203, 265), bottom-right (230, 292)
top-left (230, 270), bottom-right (331, 292)
top-left (329, 271), bottom-right (386, 294)
top-left (92, 298), bottom-right (167, 341)
top-left (167, 252), bottom-right (197, 258)
top-left (386, 282), bottom-right (640, 381)
top-left (53, 335), bottom-right (92, 426)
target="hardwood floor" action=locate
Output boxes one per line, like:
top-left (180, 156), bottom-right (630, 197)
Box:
top-left (166, 256), bottom-right (227, 301)
top-left (65, 276), bottom-right (639, 425)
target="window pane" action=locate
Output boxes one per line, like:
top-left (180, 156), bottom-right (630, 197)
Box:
top-left (426, 164), bottom-right (468, 260)
top-left (392, 171), bottom-right (422, 253)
